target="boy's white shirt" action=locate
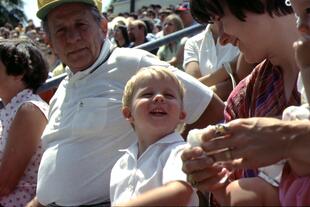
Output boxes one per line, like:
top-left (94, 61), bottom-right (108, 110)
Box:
top-left (110, 132), bottom-right (199, 206)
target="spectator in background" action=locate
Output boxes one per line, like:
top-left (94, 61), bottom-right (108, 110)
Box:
top-left (0, 38), bottom-right (49, 207)
top-left (175, 1), bottom-right (196, 28)
top-left (157, 14), bottom-right (186, 70)
top-left (114, 23), bottom-right (130, 48)
top-left (25, 19), bottom-right (36, 33)
top-left (0, 27), bottom-right (10, 39)
top-left (183, 23), bottom-right (253, 100)
top-left (128, 19), bottom-right (158, 54)
top-left (156, 8), bottom-right (173, 38)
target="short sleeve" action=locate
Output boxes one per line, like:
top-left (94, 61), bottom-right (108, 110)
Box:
top-left (183, 36), bottom-right (199, 69)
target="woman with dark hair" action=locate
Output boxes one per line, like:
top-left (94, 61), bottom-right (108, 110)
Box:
top-left (114, 23), bottom-right (130, 48)
top-left (0, 39), bottom-right (49, 206)
top-left (181, 0), bottom-right (301, 205)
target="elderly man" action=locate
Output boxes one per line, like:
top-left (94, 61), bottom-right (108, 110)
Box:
top-left (29, 0), bottom-right (224, 206)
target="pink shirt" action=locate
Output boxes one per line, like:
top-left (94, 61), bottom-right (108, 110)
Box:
top-left (280, 105), bottom-right (310, 206)
top-left (280, 164), bottom-right (310, 206)
top-left (0, 89), bottom-right (48, 207)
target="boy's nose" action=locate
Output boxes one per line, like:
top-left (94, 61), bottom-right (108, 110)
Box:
top-left (154, 94), bottom-right (164, 103)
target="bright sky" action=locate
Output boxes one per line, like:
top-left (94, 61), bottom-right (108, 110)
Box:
top-left (24, 0), bottom-right (41, 26)
top-left (24, 0), bottom-right (113, 27)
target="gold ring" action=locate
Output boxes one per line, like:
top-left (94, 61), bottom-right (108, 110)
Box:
top-left (214, 123), bottom-right (229, 136)
top-left (187, 175), bottom-right (197, 187)
top-left (224, 149), bottom-right (232, 160)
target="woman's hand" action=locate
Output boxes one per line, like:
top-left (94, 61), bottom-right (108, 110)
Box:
top-left (200, 118), bottom-right (289, 170)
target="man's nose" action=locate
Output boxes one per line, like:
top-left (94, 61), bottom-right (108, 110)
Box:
top-left (67, 28), bottom-right (82, 43)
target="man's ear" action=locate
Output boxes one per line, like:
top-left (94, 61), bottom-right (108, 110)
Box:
top-left (45, 35), bottom-right (58, 56)
top-left (122, 106), bottom-right (134, 123)
top-left (100, 18), bottom-right (108, 37)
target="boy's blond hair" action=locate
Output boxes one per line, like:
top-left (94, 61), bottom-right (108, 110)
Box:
top-left (122, 66), bottom-right (185, 108)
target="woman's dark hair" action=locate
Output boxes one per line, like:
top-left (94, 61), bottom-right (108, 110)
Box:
top-left (0, 39), bottom-right (49, 93)
top-left (114, 24), bottom-right (130, 47)
top-left (190, 0), bottom-right (293, 24)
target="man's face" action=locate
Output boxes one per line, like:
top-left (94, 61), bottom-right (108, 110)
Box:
top-left (47, 3), bottom-right (106, 73)
top-left (128, 23), bottom-right (139, 42)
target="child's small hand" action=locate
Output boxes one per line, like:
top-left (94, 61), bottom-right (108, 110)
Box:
top-left (294, 39), bottom-right (310, 69)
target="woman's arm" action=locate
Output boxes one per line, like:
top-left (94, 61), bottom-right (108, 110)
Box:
top-left (0, 103), bottom-right (47, 196)
top-left (200, 118), bottom-right (310, 175)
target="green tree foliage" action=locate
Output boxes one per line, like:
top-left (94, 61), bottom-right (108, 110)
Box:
top-left (0, 0), bottom-right (26, 27)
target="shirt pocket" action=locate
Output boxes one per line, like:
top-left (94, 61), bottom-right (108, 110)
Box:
top-left (71, 97), bottom-right (115, 137)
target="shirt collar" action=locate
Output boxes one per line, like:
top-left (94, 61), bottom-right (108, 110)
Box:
top-left (119, 131), bottom-right (184, 155)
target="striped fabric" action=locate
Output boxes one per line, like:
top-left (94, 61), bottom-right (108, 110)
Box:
top-left (224, 59), bottom-right (300, 178)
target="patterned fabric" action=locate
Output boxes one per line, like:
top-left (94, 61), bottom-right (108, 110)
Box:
top-left (224, 59), bottom-right (300, 179)
top-left (279, 164), bottom-right (310, 206)
top-left (0, 89), bottom-right (48, 207)
top-left (225, 59), bottom-right (300, 122)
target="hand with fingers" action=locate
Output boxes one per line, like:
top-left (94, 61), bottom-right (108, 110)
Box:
top-left (200, 117), bottom-right (291, 170)
top-left (182, 128), bottom-right (232, 204)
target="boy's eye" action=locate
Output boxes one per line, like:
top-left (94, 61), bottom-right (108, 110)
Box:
top-left (165, 93), bottom-right (175, 98)
top-left (306, 8), bottom-right (310, 14)
top-left (141, 93), bottom-right (153, 98)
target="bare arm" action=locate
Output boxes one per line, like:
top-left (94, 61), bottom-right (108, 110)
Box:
top-left (168, 44), bottom-right (185, 69)
top-left (210, 78), bottom-right (233, 101)
top-left (184, 61), bottom-right (202, 79)
top-left (26, 197), bottom-right (46, 207)
top-left (0, 103), bottom-right (47, 196)
top-left (115, 181), bottom-right (195, 206)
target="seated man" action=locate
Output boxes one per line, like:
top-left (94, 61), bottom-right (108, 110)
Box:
top-left (28, 0), bottom-right (225, 206)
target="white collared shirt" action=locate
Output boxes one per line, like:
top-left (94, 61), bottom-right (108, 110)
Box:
top-left (183, 25), bottom-right (240, 75)
top-left (37, 39), bottom-right (212, 206)
top-left (110, 132), bottom-right (199, 206)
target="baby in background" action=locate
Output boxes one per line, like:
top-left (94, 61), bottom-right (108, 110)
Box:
top-left (110, 66), bottom-right (199, 206)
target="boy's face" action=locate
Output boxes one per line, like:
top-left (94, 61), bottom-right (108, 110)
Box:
top-left (290, 0), bottom-right (310, 36)
top-left (123, 75), bottom-right (186, 138)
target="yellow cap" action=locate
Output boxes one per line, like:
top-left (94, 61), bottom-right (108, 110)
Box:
top-left (37, 0), bottom-right (102, 20)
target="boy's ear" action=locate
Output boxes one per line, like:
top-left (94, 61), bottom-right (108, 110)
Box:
top-left (122, 106), bottom-right (133, 122)
top-left (179, 111), bottom-right (186, 121)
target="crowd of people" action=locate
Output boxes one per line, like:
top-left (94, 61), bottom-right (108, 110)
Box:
top-left (0, 0), bottom-right (309, 206)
